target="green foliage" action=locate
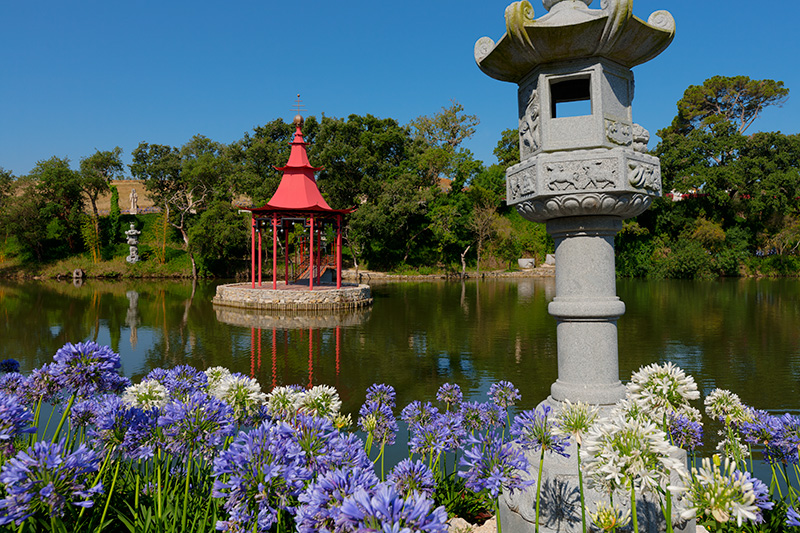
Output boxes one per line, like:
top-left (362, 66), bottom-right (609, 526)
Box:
top-left (188, 201), bottom-right (249, 277)
top-left (108, 185), bottom-right (121, 246)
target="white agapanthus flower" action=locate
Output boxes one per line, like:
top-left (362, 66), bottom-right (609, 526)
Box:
top-left (627, 362), bottom-right (700, 422)
top-left (590, 501), bottom-right (631, 531)
top-left (213, 374), bottom-right (267, 420)
top-left (678, 455), bottom-right (760, 527)
top-left (555, 399), bottom-right (599, 446)
top-left (122, 380), bottom-right (169, 409)
top-left (581, 408), bottom-right (688, 495)
top-left (204, 366), bottom-right (233, 395)
top-left (296, 384), bottom-right (342, 419)
top-left (704, 389), bottom-right (752, 424)
top-left (266, 385), bottom-right (303, 419)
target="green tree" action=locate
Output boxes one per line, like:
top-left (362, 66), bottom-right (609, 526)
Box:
top-left (79, 147), bottom-right (124, 220)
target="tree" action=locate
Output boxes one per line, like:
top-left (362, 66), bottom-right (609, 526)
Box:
top-left (79, 147), bottom-right (124, 219)
top-left (31, 157), bottom-right (85, 255)
top-left (131, 136), bottom-right (232, 278)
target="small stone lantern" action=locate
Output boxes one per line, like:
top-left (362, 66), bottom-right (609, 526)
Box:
top-left (475, 1), bottom-right (681, 531)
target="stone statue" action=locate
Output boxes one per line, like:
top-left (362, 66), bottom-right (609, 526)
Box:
top-left (125, 223), bottom-right (141, 264)
top-left (129, 188), bottom-right (139, 215)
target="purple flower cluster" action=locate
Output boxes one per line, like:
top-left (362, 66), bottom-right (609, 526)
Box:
top-left (668, 412), bottom-right (704, 452)
top-left (89, 395), bottom-right (156, 460)
top-left (459, 429), bottom-right (533, 499)
top-left (145, 364), bottom-right (208, 399)
top-left (338, 482), bottom-right (448, 533)
top-left (388, 459), bottom-right (436, 498)
top-left (741, 410), bottom-right (800, 465)
top-left (0, 360), bottom-right (20, 374)
top-left (157, 391), bottom-right (234, 460)
top-left (213, 420), bottom-right (313, 532)
top-left (358, 384), bottom-right (398, 448)
top-left (510, 405), bottom-right (570, 458)
top-left (295, 466), bottom-right (379, 532)
top-left (52, 341), bottom-right (130, 398)
top-left (0, 394), bottom-right (35, 455)
top-left (787, 506), bottom-right (800, 527)
top-left (436, 383), bottom-right (463, 411)
top-left (734, 469), bottom-right (773, 523)
top-left (0, 440), bottom-right (103, 526)
top-left (488, 380), bottom-right (521, 409)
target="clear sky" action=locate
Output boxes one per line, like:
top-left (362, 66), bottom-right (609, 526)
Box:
top-left (2, 0), bottom-right (799, 177)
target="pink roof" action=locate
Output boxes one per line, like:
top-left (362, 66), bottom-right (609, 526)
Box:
top-left (263, 122), bottom-right (333, 211)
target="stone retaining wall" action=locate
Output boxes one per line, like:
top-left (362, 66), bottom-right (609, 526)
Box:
top-left (212, 283), bottom-right (372, 311)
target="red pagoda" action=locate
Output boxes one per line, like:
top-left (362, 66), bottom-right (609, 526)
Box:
top-left (244, 114), bottom-right (354, 290)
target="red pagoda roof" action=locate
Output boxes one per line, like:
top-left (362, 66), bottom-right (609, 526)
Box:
top-left (249, 116), bottom-right (344, 213)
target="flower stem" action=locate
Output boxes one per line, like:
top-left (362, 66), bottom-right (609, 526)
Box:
top-left (495, 498), bottom-right (503, 533)
top-left (576, 443), bottom-right (586, 533)
top-left (95, 458), bottom-right (121, 533)
top-left (535, 448), bottom-right (545, 533)
top-left (630, 483), bottom-right (639, 533)
top-left (51, 393), bottom-right (76, 443)
top-left (181, 453), bottom-right (193, 532)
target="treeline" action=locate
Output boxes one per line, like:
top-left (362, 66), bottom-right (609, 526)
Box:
top-left (0, 102), bottom-right (551, 278)
top-left (1, 77), bottom-right (799, 279)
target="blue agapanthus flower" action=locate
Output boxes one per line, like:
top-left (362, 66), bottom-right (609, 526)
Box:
top-left (23, 364), bottom-right (62, 404)
top-left (322, 432), bottom-right (372, 472)
top-left (158, 391), bottom-right (234, 459)
top-left (668, 412), bottom-right (704, 452)
top-left (52, 341), bottom-right (130, 398)
top-left (388, 459), bottom-right (435, 498)
top-left (0, 394), bottom-right (35, 456)
top-left (89, 395), bottom-right (156, 460)
top-left (786, 506), bottom-right (800, 527)
top-left (0, 360), bottom-right (20, 374)
top-left (213, 420), bottom-right (312, 532)
top-left (436, 383), bottom-right (463, 411)
top-left (365, 383), bottom-right (396, 410)
top-left (511, 405), bottom-right (570, 458)
top-left (358, 401), bottom-right (397, 447)
top-left (0, 439), bottom-right (103, 526)
top-left (295, 466), bottom-right (379, 533)
top-left (339, 482), bottom-right (448, 533)
top-left (460, 401), bottom-right (486, 434)
top-left (735, 469), bottom-right (773, 522)
top-left (488, 380), bottom-right (521, 409)
top-left (459, 429), bottom-right (534, 499)
top-left (741, 409), bottom-right (796, 465)
top-left (0, 373), bottom-right (27, 399)
top-left (400, 401), bottom-right (439, 428)
top-left (408, 415), bottom-right (450, 458)
top-left (293, 414), bottom-right (338, 474)
top-left (146, 365), bottom-right (208, 400)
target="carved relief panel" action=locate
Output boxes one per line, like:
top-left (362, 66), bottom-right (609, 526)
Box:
top-left (518, 79), bottom-right (541, 160)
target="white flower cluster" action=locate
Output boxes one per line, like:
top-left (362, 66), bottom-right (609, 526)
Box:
top-left (266, 384), bottom-right (342, 421)
top-left (210, 374), bottom-right (267, 420)
top-left (704, 389), bottom-right (752, 424)
top-left (555, 399), bottom-right (598, 446)
top-left (627, 362), bottom-right (701, 422)
top-left (590, 501), bottom-right (631, 532)
top-left (581, 408), bottom-right (687, 495)
top-left (121, 380), bottom-right (169, 409)
top-left (678, 456), bottom-right (760, 527)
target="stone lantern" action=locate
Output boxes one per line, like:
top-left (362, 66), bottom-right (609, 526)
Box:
top-left (475, 1), bottom-right (682, 531)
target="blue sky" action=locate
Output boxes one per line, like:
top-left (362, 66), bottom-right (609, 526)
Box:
top-left (2, 0), bottom-right (799, 177)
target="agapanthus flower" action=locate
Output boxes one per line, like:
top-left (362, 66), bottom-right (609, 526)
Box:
top-left (0, 395), bottom-right (35, 455)
top-left (436, 383), bottom-right (463, 411)
top-left (481, 401), bottom-right (504, 428)
top-left (400, 401), bottom-right (439, 428)
top-left (590, 501), bottom-right (631, 532)
top-left (735, 470), bottom-right (773, 520)
top-left (322, 432), bottom-right (372, 472)
top-left (668, 412), bottom-right (704, 452)
top-left (292, 414), bottom-right (338, 473)
top-left (89, 394), bottom-right (156, 460)
top-left (786, 506), bottom-right (800, 527)
top-left (511, 405), bottom-right (570, 457)
top-left (158, 391), bottom-right (234, 460)
top-left (213, 420), bottom-right (312, 532)
top-left (740, 409), bottom-right (796, 465)
top-left (121, 379), bottom-right (169, 410)
top-left (24, 364), bottom-right (63, 404)
top-left (0, 373), bottom-right (27, 399)
top-left (488, 380), bottom-right (521, 409)
top-left (388, 459), bottom-right (435, 498)
top-left (627, 362), bottom-right (700, 422)
top-left (69, 398), bottom-right (101, 429)
top-left (581, 409), bottom-right (687, 495)
top-left (555, 399), bottom-right (598, 447)
top-left (333, 412), bottom-right (352, 431)
top-left (359, 400), bottom-right (397, 447)
top-left (296, 384), bottom-right (342, 420)
top-left (679, 455), bottom-right (765, 527)
top-left (154, 364), bottom-right (208, 399)
top-left (365, 383), bottom-right (396, 410)
top-left (459, 429), bottom-right (533, 499)
top-left (0, 439), bottom-right (103, 526)
top-left (459, 401), bottom-right (485, 434)
top-left (204, 366), bottom-right (233, 392)
top-left (210, 374), bottom-right (267, 423)
top-left (266, 385), bottom-right (303, 420)
top-left (295, 466), bottom-right (379, 533)
top-left (339, 482), bottom-right (448, 533)
top-left (0, 360), bottom-right (20, 374)
top-left (51, 341), bottom-right (129, 398)
top-left (408, 416), bottom-right (449, 458)
top-left (705, 389), bottom-right (752, 425)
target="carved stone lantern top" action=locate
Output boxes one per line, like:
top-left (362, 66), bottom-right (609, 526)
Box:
top-left (476, 0), bottom-right (674, 222)
top-left (475, 0), bottom-right (675, 83)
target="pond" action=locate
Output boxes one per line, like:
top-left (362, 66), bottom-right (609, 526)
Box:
top-left (2, 277), bottom-right (799, 457)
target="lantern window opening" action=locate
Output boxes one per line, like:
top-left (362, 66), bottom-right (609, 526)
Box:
top-left (550, 75), bottom-right (592, 118)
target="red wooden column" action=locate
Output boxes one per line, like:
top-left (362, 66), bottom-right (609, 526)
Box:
top-left (336, 215), bottom-right (342, 288)
top-left (272, 215), bottom-right (278, 290)
top-left (284, 226), bottom-right (289, 285)
top-left (250, 217), bottom-right (256, 288)
top-left (309, 217), bottom-right (315, 290)
top-left (258, 222), bottom-right (262, 287)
